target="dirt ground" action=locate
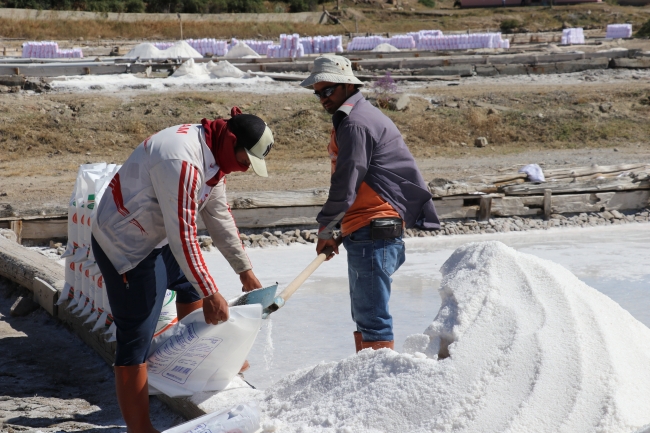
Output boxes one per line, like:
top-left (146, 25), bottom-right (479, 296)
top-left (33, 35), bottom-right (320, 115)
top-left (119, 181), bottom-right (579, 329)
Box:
top-left (1, 70), bottom-right (649, 215)
top-left (0, 277), bottom-right (184, 432)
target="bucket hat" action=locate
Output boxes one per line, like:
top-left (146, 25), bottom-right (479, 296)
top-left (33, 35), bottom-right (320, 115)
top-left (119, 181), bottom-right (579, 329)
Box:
top-left (300, 55), bottom-right (364, 89)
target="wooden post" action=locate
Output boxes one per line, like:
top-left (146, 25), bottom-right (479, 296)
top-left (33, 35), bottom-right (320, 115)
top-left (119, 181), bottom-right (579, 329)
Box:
top-left (177, 13), bottom-right (183, 40)
top-left (478, 196), bottom-right (492, 222)
top-left (336, 0), bottom-right (340, 10)
top-left (543, 189), bottom-right (552, 220)
top-left (355, 18), bottom-right (358, 34)
top-left (10, 220), bottom-right (22, 244)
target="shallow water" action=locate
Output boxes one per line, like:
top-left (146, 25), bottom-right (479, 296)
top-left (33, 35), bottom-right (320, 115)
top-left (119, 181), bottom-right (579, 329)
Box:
top-left (205, 224), bottom-right (650, 390)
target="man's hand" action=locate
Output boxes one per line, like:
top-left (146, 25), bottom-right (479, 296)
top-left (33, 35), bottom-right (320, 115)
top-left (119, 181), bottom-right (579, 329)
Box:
top-left (202, 292), bottom-right (229, 325)
top-left (239, 269), bottom-right (263, 293)
top-left (316, 238), bottom-right (339, 261)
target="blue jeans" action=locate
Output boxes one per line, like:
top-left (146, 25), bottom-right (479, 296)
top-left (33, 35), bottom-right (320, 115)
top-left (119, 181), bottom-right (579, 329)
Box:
top-left (343, 225), bottom-right (405, 342)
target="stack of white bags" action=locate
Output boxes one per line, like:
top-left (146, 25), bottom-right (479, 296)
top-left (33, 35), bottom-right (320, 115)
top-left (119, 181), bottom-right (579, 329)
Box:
top-left (347, 35), bottom-right (394, 51)
top-left (348, 31), bottom-right (509, 51)
top-left (299, 35), bottom-right (344, 55)
top-left (230, 38), bottom-right (274, 56)
top-left (267, 33), bottom-right (304, 58)
top-left (22, 41), bottom-right (83, 58)
top-left (561, 28), bottom-right (585, 45)
top-left (606, 24), bottom-right (632, 39)
top-left (407, 30), bottom-right (443, 44)
top-left (57, 163), bottom-right (178, 343)
top-left (416, 32), bottom-right (509, 50)
top-left (186, 39), bottom-right (229, 56)
top-left (152, 42), bottom-right (175, 50)
top-left (153, 40), bottom-right (229, 56)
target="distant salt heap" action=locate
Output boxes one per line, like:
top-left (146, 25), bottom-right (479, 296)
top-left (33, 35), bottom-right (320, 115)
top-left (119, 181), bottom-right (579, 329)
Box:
top-left (224, 42), bottom-right (260, 59)
top-left (171, 59), bottom-right (245, 79)
top-left (258, 241), bottom-right (650, 433)
top-left (372, 43), bottom-right (400, 52)
top-left (124, 41), bottom-right (202, 59)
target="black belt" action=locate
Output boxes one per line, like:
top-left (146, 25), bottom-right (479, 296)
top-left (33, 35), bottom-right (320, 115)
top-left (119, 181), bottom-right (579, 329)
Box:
top-left (370, 217), bottom-right (403, 240)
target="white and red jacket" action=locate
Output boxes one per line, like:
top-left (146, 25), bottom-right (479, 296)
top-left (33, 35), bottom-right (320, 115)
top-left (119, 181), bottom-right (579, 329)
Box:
top-left (92, 123), bottom-right (250, 298)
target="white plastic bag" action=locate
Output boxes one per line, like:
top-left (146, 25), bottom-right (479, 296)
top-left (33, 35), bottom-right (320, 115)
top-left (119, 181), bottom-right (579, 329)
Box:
top-left (147, 304), bottom-right (262, 397)
top-left (162, 402), bottom-right (261, 433)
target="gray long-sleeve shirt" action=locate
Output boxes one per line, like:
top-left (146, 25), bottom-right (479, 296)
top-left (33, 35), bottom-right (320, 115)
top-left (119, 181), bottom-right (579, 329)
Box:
top-left (317, 91), bottom-right (440, 238)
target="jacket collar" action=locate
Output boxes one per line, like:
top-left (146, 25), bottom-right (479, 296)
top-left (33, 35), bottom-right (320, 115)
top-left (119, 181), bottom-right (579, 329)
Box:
top-left (335, 90), bottom-right (364, 116)
top-left (333, 90), bottom-right (363, 130)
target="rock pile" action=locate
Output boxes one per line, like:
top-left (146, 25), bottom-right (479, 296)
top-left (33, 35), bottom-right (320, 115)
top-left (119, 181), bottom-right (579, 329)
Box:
top-left (42, 208), bottom-right (650, 254)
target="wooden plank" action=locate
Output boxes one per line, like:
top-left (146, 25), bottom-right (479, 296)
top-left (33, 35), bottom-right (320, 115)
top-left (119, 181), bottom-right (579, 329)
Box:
top-left (231, 206), bottom-right (321, 228)
top-left (502, 178), bottom-right (650, 195)
top-left (10, 220), bottom-right (22, 244)
top-left (0, 62), bottom-right (127, 77)
top-left (228, 189), bottom-right (329, 209)
top-left (550, 192), bottom-right (615, 214)
top-left (20, 219), bottom-right (67, 240)
top-left (429, 182), bottom-right (498, 197)
top-left (33, 277), bottom-right (59, 317)
top-left (543, 189), bottom-right (552, 220)
top-left (613, 58), bottom-right (650, 69)
top-left (491, 196), bottom-right (541, 217)
top-left (542, 163), bottom-right (648, 179)
top-left (605, 190), bottom-right (650, 211)
top-left (433, 199), bottom-right (478, 219)
top-left (478, 196), bottom-right (491, 221)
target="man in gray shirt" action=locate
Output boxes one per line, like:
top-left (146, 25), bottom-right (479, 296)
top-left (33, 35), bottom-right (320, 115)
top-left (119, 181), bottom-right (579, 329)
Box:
top-left (300, 56), bottom-right (439, 353)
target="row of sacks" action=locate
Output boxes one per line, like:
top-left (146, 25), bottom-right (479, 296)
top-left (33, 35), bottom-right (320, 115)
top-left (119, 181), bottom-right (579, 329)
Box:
top-left (22, 41), bottom-right (84, 58)
top-left (149, 34), bottom-right (343, 60)
top-left (57, 163), bottom-right (179, 344)
top-left (416, 33), bottom-right (510, 50)
top-left (348, 31), bottom-right (509, 51)
top-left (268, 34), bottom-right (343, 58)
top-left (606, 24), bottom-right (633, 39)
top-left (561, 28), bottom-right (585, 45)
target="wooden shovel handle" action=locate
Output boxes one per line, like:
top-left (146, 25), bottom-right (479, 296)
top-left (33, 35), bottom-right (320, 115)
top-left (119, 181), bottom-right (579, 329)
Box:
top-left (276, 237), bottom-right (342, 304)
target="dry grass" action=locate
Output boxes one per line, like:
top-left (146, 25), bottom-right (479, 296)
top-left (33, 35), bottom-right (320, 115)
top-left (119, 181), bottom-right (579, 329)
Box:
top-left (1, 2), bottom-right (649, 40)
top-left (1, 87), bottom-right (649, 169)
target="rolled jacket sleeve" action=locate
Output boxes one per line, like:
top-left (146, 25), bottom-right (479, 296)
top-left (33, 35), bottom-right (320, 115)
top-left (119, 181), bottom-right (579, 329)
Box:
top-left (199, 178), bottom-right (252, 274)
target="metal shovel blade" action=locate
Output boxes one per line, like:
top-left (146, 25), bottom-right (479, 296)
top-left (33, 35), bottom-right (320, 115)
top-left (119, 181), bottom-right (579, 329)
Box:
top-left (228, 284), bottom-right (278, 310)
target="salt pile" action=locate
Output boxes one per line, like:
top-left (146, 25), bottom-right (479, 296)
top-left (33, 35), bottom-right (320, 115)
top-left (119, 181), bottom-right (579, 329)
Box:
top-left (257, 241), bottom-right (650, 432)
top-left (225, 42), bottom-right (260, 59)
top-left (172, 59), bottom-right (244, 78)
top-left (124, 41), bottom-right (202, 59)
top-left (372, 43), bottom-right (400, 52)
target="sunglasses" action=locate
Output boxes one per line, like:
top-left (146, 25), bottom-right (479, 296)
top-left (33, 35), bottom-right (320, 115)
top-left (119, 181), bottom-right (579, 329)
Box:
top-left (313, 84), bottom-right (342, 99)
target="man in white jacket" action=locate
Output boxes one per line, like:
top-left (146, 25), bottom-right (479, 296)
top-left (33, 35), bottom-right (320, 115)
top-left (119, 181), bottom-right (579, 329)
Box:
top-left (91, 107), bottom-right (274, 433)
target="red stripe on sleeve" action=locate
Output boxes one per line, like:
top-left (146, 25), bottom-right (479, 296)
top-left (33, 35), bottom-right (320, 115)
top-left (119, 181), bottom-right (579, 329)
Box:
top-left (178, 162), bottom-right (218, 297)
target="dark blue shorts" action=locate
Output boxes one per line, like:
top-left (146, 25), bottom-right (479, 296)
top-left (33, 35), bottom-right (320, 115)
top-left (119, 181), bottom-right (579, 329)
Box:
top-left (92, 236), bottom-right (202, 366)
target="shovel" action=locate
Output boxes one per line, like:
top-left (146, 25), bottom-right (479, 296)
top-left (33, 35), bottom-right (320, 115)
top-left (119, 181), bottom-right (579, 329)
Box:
top-left (264, 237), bottom-right (342, 318)
top-left (228, 237), bottom-right (342, 318)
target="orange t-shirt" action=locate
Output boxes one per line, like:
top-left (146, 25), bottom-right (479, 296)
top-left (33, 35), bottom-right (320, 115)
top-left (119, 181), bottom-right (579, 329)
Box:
top-left (328, 129), bottom-right (400, 236)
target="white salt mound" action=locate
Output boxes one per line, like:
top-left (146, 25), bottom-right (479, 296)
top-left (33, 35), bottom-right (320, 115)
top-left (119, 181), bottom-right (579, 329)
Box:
top-left (125, 40), bottom-right (202, 59)
top-left (225, 42), bottom-right (260, 59)
top-left (171, 59), bottom-right (245, 79)
top-left (372, 43), bottom-right (400, 52)
top-left (260, 241), bottom-right (650, 433)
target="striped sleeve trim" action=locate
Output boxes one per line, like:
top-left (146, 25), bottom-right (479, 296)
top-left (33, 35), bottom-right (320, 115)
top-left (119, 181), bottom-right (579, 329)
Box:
top-left (178, 161), bottom-right (218, 297)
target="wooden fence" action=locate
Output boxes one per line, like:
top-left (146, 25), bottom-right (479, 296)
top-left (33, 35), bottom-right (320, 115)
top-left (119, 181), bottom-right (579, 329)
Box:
top-left (2, 164), bottom-right (649, 244)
